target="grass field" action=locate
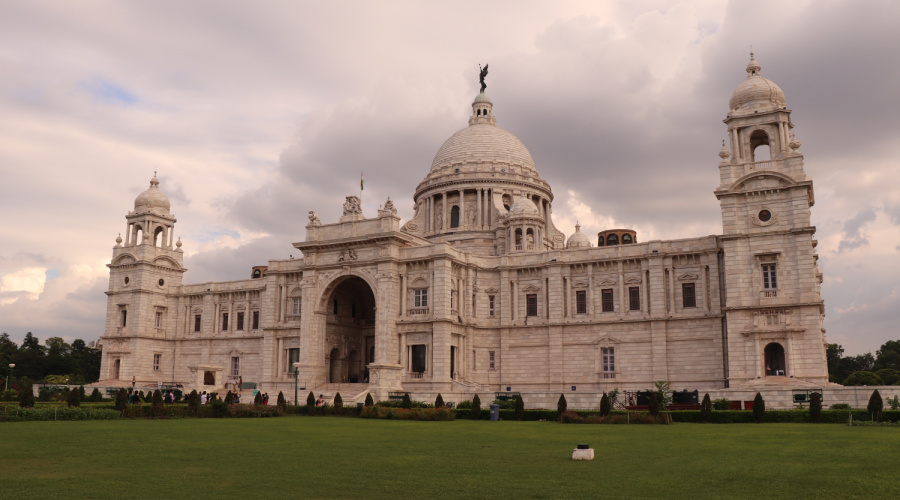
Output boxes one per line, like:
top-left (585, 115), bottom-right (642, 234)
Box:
top-left (1, 418), bottom-right (899, 499)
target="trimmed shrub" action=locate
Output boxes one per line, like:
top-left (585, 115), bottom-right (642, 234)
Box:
top-left (254, 392), bottom-right (263, 405)
top-left (115, 389), bottom-right (127, 412)
top-left (307, 391), bottom-right (316, 407)
top-left (600, 392), bottom-right (611, 417)
top-left (187, 390), bottom-right (199, 416)
top-left (514, 394), bottom-right (524, 421)
top-left (809, 392), bottom-right (822, 423)
top-left (648, 392), bottom-right (660, 417)
top-left (401, 393), bottom-right (412, 409)
top-left (224, 391), bottom-right (234, 404)
top-left (334, 392), bottom-right (343, 411)
top-left (557, 394), bottom-right (567, 420)
top-left (456, 400), bottom-right (472, 410)
top-left (472, 394), bottom-right (482, 420)
top-left (38, 388), bottom-right (51, 402)
top-left (843, 371), bottom-right (884, 386)
top-left (868, 390), bottom-right (883, 421)
top-left (90, 388), bottom-right (102, 402)
top-left (211, 399), bottom-right (228, 417)
top-left (277, 391), bottom-right (287, 410)
top-left (79, 386), bottom-right (86, 400)
top-left (361, 406), bottom-right (454, 421)
top-left (19, 381), bottom-right (35, 408)
top-left (151, 390), bottom-right (164, 418)
top-left (700, 393), bottom-right (712, 423)
top-left (712, 398), bottom-right (731, 410)
top-left (67, 387), bottom-right (81, 407)
top-left (365, 393), bottom-right (374, 407)
top-left (1, 389), bottom-right (17, 401)
top-left (435, 393), bottom-right (445, 408)
top-left (830, 403), bottom-right (851, 410)
top-left (753, 393), bottom-right (765, 423)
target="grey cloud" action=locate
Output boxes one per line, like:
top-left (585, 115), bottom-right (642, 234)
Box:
top-left (837, 206), bottom-right (876, 253)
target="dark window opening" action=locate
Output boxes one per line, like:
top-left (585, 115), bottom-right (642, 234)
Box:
top-left (606, 234), bottom-right (619, 246)
top-left (333, 298), bottom-right (339, 315)
top-left (526, 294), bottom-right (538, 317)
top-left (237, 312), bottom-right (245, 331)
top-left (597, 237), bottom-right (605, 247)
top-left (411, 345), bottom-right (427, 373)
top-left (762, 264), bottom-right (778, 289)
top-left (622, 234), bottom-right (633, 244)
top-left (121, 310), bottom-right (127, 327)
top-left (601, 289), bottom-right (614, 312)
top-left (629, 286), bottom-right (641, 311)
top-left (758, 209), bottom-right (772, 222)
top-left (576, 290), bottom-right (587, 314)
top-left (194, 315), bottom-right (201, 332)
top-left (682, 283), bottom-right (697, 308)
top-left (222, 313), bottom-right (229, 331)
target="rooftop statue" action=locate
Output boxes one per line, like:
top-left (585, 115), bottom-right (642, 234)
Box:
top-left (479, 63), bottom-right (489, 92)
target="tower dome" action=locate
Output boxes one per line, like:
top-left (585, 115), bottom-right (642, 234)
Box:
top-left (509, 194), bottom-right (540, 217)
top-left (566, 222), bottom-right (591, 249)
top-left (729, 53), bottom-right (785, 115)
top-left (133, 174), bottom-right (171, 215)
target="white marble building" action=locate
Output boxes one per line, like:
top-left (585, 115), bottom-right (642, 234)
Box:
top-left (98, 54), bottom-right (829, 400)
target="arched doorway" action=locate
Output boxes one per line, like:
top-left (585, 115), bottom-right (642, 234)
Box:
top-left (764, 342), bottom-right (786, 376)
top-left (324, 275), bottom-right (376, 384)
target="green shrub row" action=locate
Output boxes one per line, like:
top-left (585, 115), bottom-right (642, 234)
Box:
top-left (360, 406), bottom-right (454, 421)
top-left (0, 407), bottom-right (120, 422)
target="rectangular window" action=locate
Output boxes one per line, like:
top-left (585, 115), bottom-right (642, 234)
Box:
top-left (155, 311), bottom-right (162, 328)
top-left (237, 312), bottom-right (244, 331)
top-left (489, 351), bottom-right (496, 370)
top-left (414, 289), bottom-right (428, 308)
top-left (601, 347), bottom-right (615, 378)
top-left (194, 315), bottom-right (201, 332)
top-left (576, 290), bottom-right (587, 314)
top-left (762, 264), bottom-right (778, 289)
top-left (411, 345), bottom-right (427, 373)
top-left (489, 295), bottom-right (495, 317)
top-left (153, 353), bottom-right (161, 371)
top-left (252, 311), bottom-right (259, 330)
top-left (287, 348), bottom-right (300, 372)
top-left (121, 310), bottom-right (127, 327)
top-left (601, 289), bottom-right (614, 312)
top-left (629, 287), bottom-right (641, 311)
top-left (292, 298), bottom-right (302, 316)
top-left (222, 313), bottom-right (229, 331)
top-left (682, 283), bottom-right (697, 308)
top-left (231, 357), bottom-right (240, 377)
top-left (526, 294), bottom-right (538, 317)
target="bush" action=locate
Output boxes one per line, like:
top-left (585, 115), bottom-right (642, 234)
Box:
top-left (19, 381), bottom-right (34, 408)
top-left (887, 395), bottom-right (900, 410)
top-left (712, 398), bottom-right (731, 410)
top-left (0, 389), bottom-right (17, 401)
top-left (843, 371), bottom-right (884, 386)
top-left (90, 388), bottom-right (102, 402)
top-left (514, 395), bottom-right (524, 421)
top-left (753, 393), bottom-right (765, 423)
top-left (648, 392), bottom-right (660, 416)
top-left (227, 403), bottom-right (284, 418)
top-left (557, 394), bottom-right (567, 420)
top-left (401, 393), bottom-right (412, 409)
top-left (435, 393), bottom-right (445, 408)
top-left (307, 391), bottom-right (316, 407)
top-left (225, 391), bottom-right (234, 404)
top-left (361, 406), bottom-right (453, 421)
top-left (0, 407), bottom-right (120, 422)
top-left (700, 393), bottom-right (712, 423)
top-left (67, 387), bottom-right (81, 408)
top-left (211, 399), bottom-right (228, 418)
top-left (115, 389), bottom-right (127, 412)
top-left (600, 393), bottom-right (611, 417)
top-left (38, 388), bottom-right (50, 402)
top-left (187, 390), bottom-right (199, 416)
top-left (365, 393), bottom-right (374, 407)
top-left (876, 369), bottom-right (900, 385)
top-left (334, 393), bottom-right (343, 411)
top-left (830, 403), bottom-right (851, 410)
top-left (79, 386), bottom-right (86, 400)
top-left (277, 391), bottom-right (287, 410)
top-left (809, 392), bottom-right (822, 423)
top-left (151, 390), bottom-right (164, 418)
top-left (472, 394), bottom-right (482, 420)
top-left (456, 400), bottom-right (472, 410)
top-left (868, 390), bottom-right (883, 421)
top-left (254, 392), bottom-right (263, 405)
top-left (492, 399), bottom-right (517, 410)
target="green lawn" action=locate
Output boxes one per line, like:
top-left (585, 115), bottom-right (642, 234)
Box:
top-left (1, 418), bottom-right (898, 499)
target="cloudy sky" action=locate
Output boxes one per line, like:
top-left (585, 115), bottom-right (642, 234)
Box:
top-left (1, 1), bottom-right (898, 356)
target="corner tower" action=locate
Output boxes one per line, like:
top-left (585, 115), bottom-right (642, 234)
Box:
top-left (99, 175), bottom-right (186, 383)
top-left (715, 54), bottom-right (827, 387)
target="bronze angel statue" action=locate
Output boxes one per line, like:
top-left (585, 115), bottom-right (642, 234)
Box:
top-left (479, 63), bottom-right (489, 92)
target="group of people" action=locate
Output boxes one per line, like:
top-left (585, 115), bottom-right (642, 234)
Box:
top-left (125, 388), bottom-right (177, 404)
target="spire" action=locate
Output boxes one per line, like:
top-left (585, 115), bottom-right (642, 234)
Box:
top-left (746, 51), bottom-right (761, 77)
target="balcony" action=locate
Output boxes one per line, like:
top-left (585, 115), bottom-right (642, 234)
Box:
top-left (408, 307), bottom-right (430, 316)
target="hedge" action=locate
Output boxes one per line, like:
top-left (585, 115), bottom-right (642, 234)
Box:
top-left (0, 407), bottom-right (120, 422)
top-left (360, 406), bottom-right (453, 421)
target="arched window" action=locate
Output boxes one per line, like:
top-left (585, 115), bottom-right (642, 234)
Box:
top-left (597, 236), bottom-right (605, 247)
top-left (450, 205), bottom-right (460, 228)
top-left (153, 226), bottom-right (165, 247)
top-left (622, 234), bottom-right (633, 244)
top-left (252, 269), bottom-right (261, 279)
top-left (606, 234), bottom-right (619, 246)
top-left (764, 342), bottom-right (786, 376)
top-left (750, 129), bottom-right (771, 162)
top-left (135, 226), bottom-right (143, 245)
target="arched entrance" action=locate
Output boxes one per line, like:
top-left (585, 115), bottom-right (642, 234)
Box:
top-left (764, 342), bottom-right (786, 376)
top-left (324, 275), bottom-right (376, 384)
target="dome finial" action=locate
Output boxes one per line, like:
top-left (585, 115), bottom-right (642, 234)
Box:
top-left (746, 50), bottom-right (761, 77)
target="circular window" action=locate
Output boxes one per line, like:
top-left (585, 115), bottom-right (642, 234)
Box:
top-left (124, 277), bottom-right (130, 285)
top-left (158, 278), bottom-right (165, 287)
top-left (758, 209), bottom-right (772, 222)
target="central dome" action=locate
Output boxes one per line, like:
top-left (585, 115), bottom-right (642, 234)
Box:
top-left (431, 123), bottom-right (536, 172)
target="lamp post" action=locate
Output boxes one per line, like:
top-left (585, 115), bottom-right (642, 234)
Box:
top-left (293, 367), bottom-right (299, 406)
top-left (6, 364), bottom-right (14, 392)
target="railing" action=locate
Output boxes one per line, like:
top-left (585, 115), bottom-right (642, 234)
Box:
top-left (408, 308), bottom-right (429, 315)
top-left (761, 290), bottom-right (778, 298)
top-left (409, 372), bottom-right (424, 379)
top-left (747, 160), bottom-right (774, 170)
top-left (602, 372), bottom-right (616, 379)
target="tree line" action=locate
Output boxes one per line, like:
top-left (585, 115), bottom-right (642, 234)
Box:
top-left (827, 340), bottom-right (900, 386)
top-left (1, 332), bottom-right (101, 385)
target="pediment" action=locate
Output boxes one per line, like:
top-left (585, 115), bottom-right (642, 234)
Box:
top-left (597, 279), bottom-right (617, 287)
top-left (411, 277), bottom-right (428, 288)
top-left (678, 273), bottom-right (699, 281)
top-left (571, 280), bottom-right (588, 288)
top-left (624, 277), bottom-right (642, 285)
top-left (483, 287), bottom-right (499, 294)
top-left (522, 284), bottom-right (541, 292)
top-left (593, 335), bottom-right (621, 345)
top-left (112, 254), bottom-right (136, 266)
top-left (152, 256), bottom-right (181, 269)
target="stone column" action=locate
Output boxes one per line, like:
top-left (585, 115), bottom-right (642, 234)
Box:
top-left (459, 189), bottom-right (465, 229)
top-left (587, 265), bottom-right (595, 316)
top-left (400, 273), bottom-right (407, 317)
top-left (442, 193), bottom-right (448, 231)
top-left (641, 261), bottom-right (649, 314)
top-left (668, 264), bottom-right (676, 313)
top-left (476, 189), bottom-right (482, 229)
top-left (617, 262), bottom-right (625, 315)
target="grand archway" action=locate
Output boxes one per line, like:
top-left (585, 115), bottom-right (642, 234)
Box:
top-left (764, 342), bottom-right (786, 376)
top-left (324, 276), bottom-right (376, 384)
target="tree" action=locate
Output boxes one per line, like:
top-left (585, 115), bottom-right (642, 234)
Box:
top-left (435, 393), bottom-right (445, 408)
top-left (556, 394), bottom-right (566, 420)
top-left (809, 392), bottom-right (822, 423)
top-left (79, 385), bottom-right (86, 400)
top-left (653, 381), bottom-right (672, 409)
top-left (843, 371), bottom-right (883, 386)
top-left (334, 392), bottom-right (343, 411)
top-left (648, 392), bottom-right (660, 416)
top-left (307, 391), bottom-right (315, 406)
top-left (700, 393), bottom-right (712, 423)
top-left (152, 389), bottom-right (164, 417)
top-left (115, 388), bottom-right (127, 412)
top-left (401, 392), bottom-right (412, 409)
top-left (18, 379), bottom-right (34, 408)
top-left (875, 369), bottom-right (900, 386)
top-left (90, 387), bottom-right (102, 402)
top-left (835, 353), bottom-right (876, 384)
top-left (225, 391), bottom-right (234, 404)
top-left (277, 391), bottom-right (287, 409)
top-left (67, 386), bottom-right (81, 407)
top-left (868, 390), bottom-right (883, 422)
top-left (753, 393), bottom-right (765, 423)
top-left (364, 393), bottom-right (374, 407)
top-left (875, 340), bottom-right (900, 371)
top-left (514, 394), bottom-right (525, 421)
top-left (187, 389), bottom-right (199, 416)
top-left (826, 343), bottom-right (844, 381)
top-left (472, 394), bottom-right (482, 420)
top-left (600, 392), bottom-right (611, 417)
top-left (254, 391), bottom-right (263, 405)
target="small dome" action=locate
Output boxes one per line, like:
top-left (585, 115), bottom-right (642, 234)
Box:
top-left (729, 53), bottom-right (785, 114)
top-left (509, 195), bottom-right (540, 217)
top-left (566, 223), bottom-right (590, 249)
top-left (473, 92), bottom-right (492, 104)
top-left (134, 175), bottom-right (171, 215)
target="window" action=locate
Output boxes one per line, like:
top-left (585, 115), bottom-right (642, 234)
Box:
top-left (252, 269), bottom-right (261, 278)
top-left (292, 298), bottom-right (302, 316)
top-left (287, 348), bottom-right (300, 372)
top-left (411, 345), bottom-right (427, 373)
top-left (237, 312), bottom-right (244, 331)
top-left (682, 283), bottom-right (696, 308)
top-left (222, 313), bottom-right (229, 331)
top-left (155, 311), bottom-right (162, 328)
top-left (606, 234), bottom-right (618, 246)
top-left (121, 310), bottom-right (127, 327)
top-left (252, 311), bottom-right (259, 330)
top-left (450, 205), bottom-right (460, 228)
top-left (601, 347), bottom-right (615, 378)
top-left (414, 289), bottom-right (428, 308)
top-left (601, 289), bottom-right (614, 312)
top-left (489, 295), bottom-right (495, 317)
top-left (629, 287), bottom-right (641, 311)
top-left (762, 264), bottom-right (778, 289)
top-left (153, 354), bottom-right (161, 371)
top-left (576, 290), bottom-right (587, 314)
top-left (489, 351), bottom-right (496, 370)
top-left (622, 234), bottom-right (633, 244)
top-left (194, 314), bottom-right (201, 332)
top-left (526, 294), bottom-right (538, 317)
top-left (231, 357), bottom-right (240, 377)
